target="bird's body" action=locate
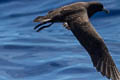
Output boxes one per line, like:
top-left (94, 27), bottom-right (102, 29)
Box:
top-left (34, 2), bottom-right (88, 23)
top-left (33, 1), bottom-right (120, 80)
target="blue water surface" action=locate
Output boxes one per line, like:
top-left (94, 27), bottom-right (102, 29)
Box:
top-left (0, 0), bottom-right (120, 80)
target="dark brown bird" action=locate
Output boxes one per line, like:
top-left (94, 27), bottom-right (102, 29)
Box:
top-left (33, 1), bottom-right (120, 80)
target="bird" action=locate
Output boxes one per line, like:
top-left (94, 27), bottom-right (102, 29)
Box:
top-left (33, 1), bottom-right (120, 80)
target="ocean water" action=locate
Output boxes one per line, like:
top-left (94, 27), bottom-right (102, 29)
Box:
top-left (0, 0), bottom-right (120, 80)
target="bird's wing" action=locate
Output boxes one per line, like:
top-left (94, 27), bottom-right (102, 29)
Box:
top-left (67, 13), bottom-right (120, 80)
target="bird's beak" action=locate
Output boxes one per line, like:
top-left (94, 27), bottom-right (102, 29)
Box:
top-left (102, 8), bottom-right (110, 14)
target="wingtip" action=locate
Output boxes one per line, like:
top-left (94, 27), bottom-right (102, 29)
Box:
top-left (95, 57), bottom-right (120, 80)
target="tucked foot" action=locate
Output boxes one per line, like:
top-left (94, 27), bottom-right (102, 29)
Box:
top-left (63, 22), bottom-right (71, 30)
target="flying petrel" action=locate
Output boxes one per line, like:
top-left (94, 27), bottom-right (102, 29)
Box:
top-left (33, 1), bottom-right (120, 80)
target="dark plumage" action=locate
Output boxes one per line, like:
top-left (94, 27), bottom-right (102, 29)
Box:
top-left (33, 1), bottom-right (120, 80)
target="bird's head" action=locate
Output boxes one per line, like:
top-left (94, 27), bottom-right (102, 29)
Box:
top-left (87, 2), bottom-right (109, 17)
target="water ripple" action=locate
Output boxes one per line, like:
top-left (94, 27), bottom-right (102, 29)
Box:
top-left (0, 0), bottom-right (120, 80)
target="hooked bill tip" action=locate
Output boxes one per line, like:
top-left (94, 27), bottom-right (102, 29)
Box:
top-left (103, 8), bottom-right (110, 14)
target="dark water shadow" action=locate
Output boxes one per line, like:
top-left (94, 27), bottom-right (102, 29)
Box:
top-left (4, 61), bottom-right (68, 78)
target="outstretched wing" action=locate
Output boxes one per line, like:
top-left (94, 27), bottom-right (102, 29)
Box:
top-left (67, 14), bottom-right (120, 80)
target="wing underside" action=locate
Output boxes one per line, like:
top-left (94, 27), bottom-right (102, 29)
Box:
top-left (68, 20), bottom-right (120, 80)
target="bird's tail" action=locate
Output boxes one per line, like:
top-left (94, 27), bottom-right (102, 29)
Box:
top-left (34, 16), bottom-right (51, 23)
top-left (33, 16), bottom-right (53, 32)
